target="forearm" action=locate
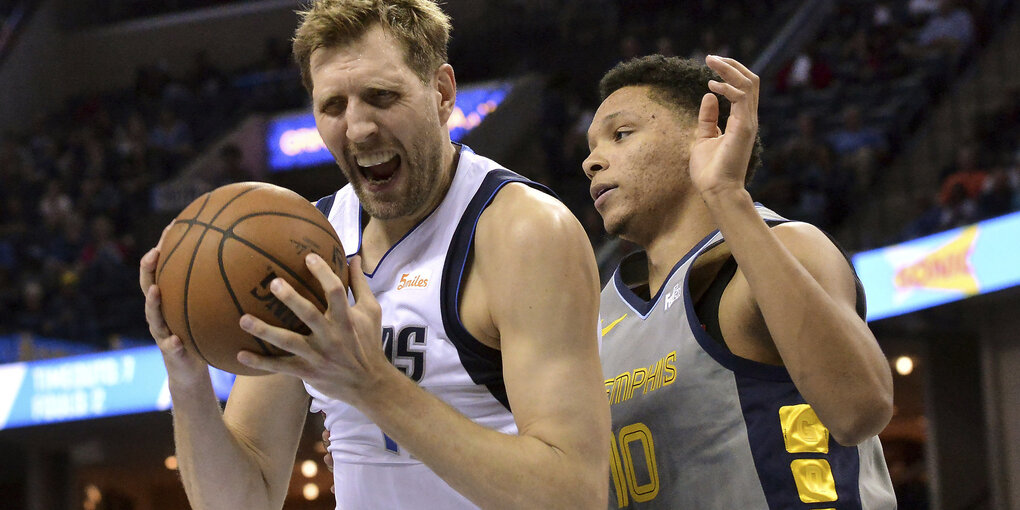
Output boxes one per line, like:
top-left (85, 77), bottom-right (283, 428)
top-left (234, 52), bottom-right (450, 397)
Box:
top-left (701, 188), bottom-right (892, 442)
top-left (169, 374), bottom-right (281, 510)
top-left (355, 370), bottom-right (604, 509)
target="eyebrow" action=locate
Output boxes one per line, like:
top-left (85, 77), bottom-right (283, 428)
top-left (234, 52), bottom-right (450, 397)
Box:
top-left (587, 111), bottom-right (627, 147)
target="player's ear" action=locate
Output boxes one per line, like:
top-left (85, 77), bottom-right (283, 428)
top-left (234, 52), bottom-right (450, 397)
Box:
top-left (435, 63), bottom-right (456, 125)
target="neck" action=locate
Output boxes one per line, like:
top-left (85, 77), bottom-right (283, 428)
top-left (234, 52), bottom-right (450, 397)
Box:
top-left (638, 195), bottom-right (717, 295)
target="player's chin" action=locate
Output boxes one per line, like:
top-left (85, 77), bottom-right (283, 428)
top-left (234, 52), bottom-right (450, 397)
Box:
top-left (360, 195), bottom-right (409, 220)
top-left (599, 210), bottom-right (626, 237)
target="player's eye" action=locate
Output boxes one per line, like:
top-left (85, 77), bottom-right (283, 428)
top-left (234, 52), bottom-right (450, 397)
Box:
top-left (319, 98), bottom-right (346, 116)
top-left (370, 89), bottom-right (398, 104)
top-left (613, 129), bottom-right (633, 142)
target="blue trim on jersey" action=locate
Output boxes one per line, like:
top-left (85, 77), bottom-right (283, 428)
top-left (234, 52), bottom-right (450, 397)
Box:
top-left (611, 215), bottom-right (788, 319)
top-left (355, 144), bottom-right (478, 276)
top-left (612, 232), bottom-right (718, 319)
top-left (314, 192), bottom-right (337, 218)
top-left (682, 236), bottom-right (792, 382)
top-left (734, 374), bottom-right (864, 509)
top-left (440, 169), bottom-right (555, 411)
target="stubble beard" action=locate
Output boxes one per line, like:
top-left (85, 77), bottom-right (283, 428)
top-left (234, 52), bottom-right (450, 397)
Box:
top-left (347, 129), bottom-right (445, 221)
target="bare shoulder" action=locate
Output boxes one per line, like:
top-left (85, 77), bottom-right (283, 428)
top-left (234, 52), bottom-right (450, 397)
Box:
top-left (769, 222), bottom-right (858, 302)
top-left (471, 181), bottom-right (598, 328)
top-left (475, 182), bottom-right (589, 253)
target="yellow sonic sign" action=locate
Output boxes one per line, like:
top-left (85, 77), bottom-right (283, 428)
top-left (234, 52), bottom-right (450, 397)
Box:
top-left (893, 226), bottom-right (980, 296)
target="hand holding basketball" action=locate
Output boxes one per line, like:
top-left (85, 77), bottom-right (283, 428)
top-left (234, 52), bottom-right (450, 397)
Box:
top-left (141, 223), bottom-right (211, 383)
top-left (144, 182), bottom-right (347, 376)
top-left (236, 254), bottom-right (398, 406)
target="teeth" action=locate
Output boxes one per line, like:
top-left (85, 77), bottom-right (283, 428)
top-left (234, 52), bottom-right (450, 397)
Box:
top-left (355, 151), bottom-right (397, 167)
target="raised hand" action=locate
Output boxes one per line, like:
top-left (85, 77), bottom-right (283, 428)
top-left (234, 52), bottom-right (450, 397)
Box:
top-left (236, 254), bottom-right (395, 406)
top-left (688, 55), bottom-right (760, 197)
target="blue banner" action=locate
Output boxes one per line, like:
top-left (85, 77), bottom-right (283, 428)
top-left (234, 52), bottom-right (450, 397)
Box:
top-left (853, 210), bottom-right (1020, 321)
top-left (0, 344), bottom-right (235, 430)
top-left (266, 81), bottom-right (512, 172)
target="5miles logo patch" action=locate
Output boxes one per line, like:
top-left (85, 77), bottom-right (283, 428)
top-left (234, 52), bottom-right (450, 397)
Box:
top-left (397, 270), bottom-right (432, 290)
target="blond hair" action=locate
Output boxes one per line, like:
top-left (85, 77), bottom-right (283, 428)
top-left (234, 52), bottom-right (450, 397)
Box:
top-left (293, 0), bottom-right (452, 93)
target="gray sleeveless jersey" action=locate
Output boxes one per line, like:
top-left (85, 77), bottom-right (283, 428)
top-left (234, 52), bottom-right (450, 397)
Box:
top-left (600, 206), bottom-right (896, 509)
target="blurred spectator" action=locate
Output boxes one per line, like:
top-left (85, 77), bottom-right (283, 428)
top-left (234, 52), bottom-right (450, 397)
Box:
top-left (48, 213), bottom-right (87, 266)
top-left (114, 110), bottom-right (150, 163)
top-left (912, 0), bottom-right (975, 58)
top-left (783, 113), bottom-right (835, 175)
top-left (909, 0), bottom-right (941, 19)
top-left (80, 216), bottom-right (129, 268)
top-left (38, 181), bottom-right (73, 226)
top-left (689, 28), bottom-right (731, 62)
top-left (782, 113), bottom-right (850, 228)
top-left (13, 280), bottom-right (47, 334)
top-left (901, 190), bottom-right (945, 240)
top-left (44, 270), bottom-right (101, 345)
top-left (977, 164), bottom-right (1019, 219)
top-left (148, 107), bottom-right (194, 177)
top-left (654, 35), bottom-right (677, 57)
top-left (828, 106), bottom-right (889, 192)
top-left (873, 3), bottom-right (894, 27)
top-left (776, 48), bottom-right (834, 92)
top-left (616, 34), bottom-right (643, 65)
top-left (78, 174), bottom-right (123, 220)
top-left (938, 181), bottom-right (979, 230)
top-left (939, 145), bottom-right (987, 204)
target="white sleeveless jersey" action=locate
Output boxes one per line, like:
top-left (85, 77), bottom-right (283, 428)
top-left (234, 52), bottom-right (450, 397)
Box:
top-left (306, 147), bottom-right (546, 509)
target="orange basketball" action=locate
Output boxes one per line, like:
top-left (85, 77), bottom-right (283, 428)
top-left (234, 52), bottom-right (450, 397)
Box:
top-left (155, 182), bottom-right (346, 375)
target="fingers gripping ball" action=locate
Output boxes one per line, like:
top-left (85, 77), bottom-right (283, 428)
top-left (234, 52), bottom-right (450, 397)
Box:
top-left (155, 182), bottom-right (347, 375)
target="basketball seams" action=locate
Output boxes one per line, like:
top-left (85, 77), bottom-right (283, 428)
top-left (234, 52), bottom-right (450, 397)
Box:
top-left (222, 212), bottom-right (339, 311)
top-left (180, 185), bottom-right (265, 367)
top-left (215, 231), bottom-right (277, 358)
top-left (160, 182), bottom-right (345, 375)
top-left (156, 192), bottom-right (211, 282)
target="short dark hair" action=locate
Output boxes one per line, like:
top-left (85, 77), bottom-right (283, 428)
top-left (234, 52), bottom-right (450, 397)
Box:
top-left (598, 55), bottom-right (763, 185)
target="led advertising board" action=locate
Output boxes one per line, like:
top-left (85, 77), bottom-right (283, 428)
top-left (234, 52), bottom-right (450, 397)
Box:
top-left (852, 210), bottom-right (1020, 321)
top-left (267, 81), bottom-right (512, 172)
top-left (0, 345), bottom-right (235, 430)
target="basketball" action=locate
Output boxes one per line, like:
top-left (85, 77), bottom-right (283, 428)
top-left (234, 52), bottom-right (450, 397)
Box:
top-left (155, 182), bottom-right (347, 376)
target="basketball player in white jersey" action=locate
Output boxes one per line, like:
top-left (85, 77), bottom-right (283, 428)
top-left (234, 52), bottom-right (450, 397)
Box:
top-left (138, 1), bottom-right (609, 508)
top-left (584, 55), bottom-right (896, 507)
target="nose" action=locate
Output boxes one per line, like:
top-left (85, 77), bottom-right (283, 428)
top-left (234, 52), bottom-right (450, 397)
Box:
top-left (345, 101), bottom-right (378, 143)
top-left (582, 151), bottom-right (606, 180)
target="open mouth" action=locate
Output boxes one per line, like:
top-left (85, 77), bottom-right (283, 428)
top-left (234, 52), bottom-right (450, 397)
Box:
top-left (356, 150), bottom-right (401, 186)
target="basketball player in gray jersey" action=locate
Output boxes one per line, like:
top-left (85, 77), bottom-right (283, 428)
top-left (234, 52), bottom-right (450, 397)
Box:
top-left (583, 55), bottom-right (897, 508)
